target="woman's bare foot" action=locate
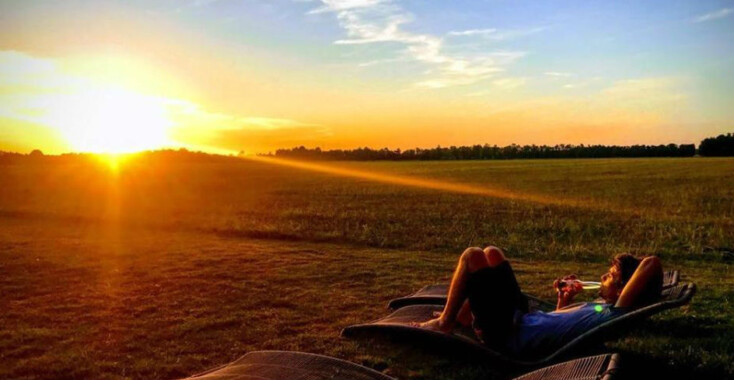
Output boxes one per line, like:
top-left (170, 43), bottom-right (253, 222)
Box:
top-left (411, 317), bottom-right (453, 333)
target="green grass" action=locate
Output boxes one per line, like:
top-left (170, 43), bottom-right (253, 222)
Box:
top-left (0, 157), bottom-right (732, 379)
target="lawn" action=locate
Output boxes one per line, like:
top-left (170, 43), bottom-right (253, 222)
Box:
top-left (1, 156), bottom-right (732, 379)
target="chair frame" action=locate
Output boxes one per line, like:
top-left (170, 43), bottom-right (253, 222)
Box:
top-left (343, 283), bottom-right (695, 367)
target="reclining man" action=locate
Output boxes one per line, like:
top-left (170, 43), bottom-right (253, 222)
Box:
top-left (416, 246), bottom-right (663, 356)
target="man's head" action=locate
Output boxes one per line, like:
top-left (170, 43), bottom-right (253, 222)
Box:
top-left (598, 253), bottom-right (643, 303)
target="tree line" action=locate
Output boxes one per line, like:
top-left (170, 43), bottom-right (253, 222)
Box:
top-left (270, 143), bottom-right (698, 161)
top-left (2, 133), bottom-right (732, 162)
top-left (269, 133), bottom-right (734, 161)
top-left (0, 148), bottom-right (239, 164)
top-left (699, 133), bottom-right (734, 156)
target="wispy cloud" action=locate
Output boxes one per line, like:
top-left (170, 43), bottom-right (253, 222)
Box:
top-left (308, 0), bottom-right (388, 15)
top-left (205, 124), bottom-right (333, 153)
top-left (238, 116), bottom-right (318, 130)
top-left (308, 0), bottom-right (530, 88)
top-left (447, 27), bottom-right (545, 40)
top-left (357, 57), bottom-right (404, 67)
top-left (693, 8), bottom-right (732, 23)
top-left (544, 72), bottom-right (575, 78)
top-left (448, 28), bottom-right (497, 37)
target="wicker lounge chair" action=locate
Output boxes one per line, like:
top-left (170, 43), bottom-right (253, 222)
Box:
top-left (184, 350), bottom-right (394, 380)
top-left (342, 283), bottom-right (695, 367)
top-left (387, 270), bottom-right (679, 310)
top-left (183, 350), bottom-right (620, 380)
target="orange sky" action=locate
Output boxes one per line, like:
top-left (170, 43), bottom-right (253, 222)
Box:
top-left (1, 1), bottom-right (731, 154)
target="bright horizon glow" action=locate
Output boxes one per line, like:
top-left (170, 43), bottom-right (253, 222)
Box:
top-left (1, 1), bottom-right (732, 154)
top-left (48, 88), bottom-right (173, 154)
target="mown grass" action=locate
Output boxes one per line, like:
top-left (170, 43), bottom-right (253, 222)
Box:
top-left (0, 156), bottom-right (732, 379)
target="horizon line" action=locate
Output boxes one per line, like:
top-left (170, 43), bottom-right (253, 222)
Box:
top-left (2, 138), bottom-right (717, 157)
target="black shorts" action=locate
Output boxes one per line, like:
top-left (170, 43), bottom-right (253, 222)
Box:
top-left (466, 261), bottom-right (528, 349)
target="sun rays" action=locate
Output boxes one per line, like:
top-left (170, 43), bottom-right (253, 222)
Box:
top-left (242, 155), bottom-right (634, 214)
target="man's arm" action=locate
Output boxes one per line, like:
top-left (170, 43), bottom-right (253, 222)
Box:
top-left (615, 256), bottom-right (663, 308)
top-left (554, 275), bottom-right (582, 310)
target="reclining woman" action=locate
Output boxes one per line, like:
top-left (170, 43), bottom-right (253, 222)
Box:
top-left (416, 246), bottom-right (663, 356)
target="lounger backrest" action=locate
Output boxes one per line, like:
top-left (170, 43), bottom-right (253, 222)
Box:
top-left (349, 284), bottom-right (695, 366)
top-left (185, 350), bottom-right (394, 380)
top-left (545, 282), bottom-right (696, 362)
top-left (185, 350), bottom-right (623, 380)
top-left (663, 270), bottom-right (679, 289)
top-left (513, 353), bottom-right (620, 380)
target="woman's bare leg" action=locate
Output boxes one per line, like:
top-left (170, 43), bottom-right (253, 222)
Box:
top-left (456, 300), bottom-right (473, 326)
top-left (418, 247), bottom-right (490, 332)
top-left (455, 246), bottom-right (508, 327)
top-left (421, 246), bottom-right (508, 332)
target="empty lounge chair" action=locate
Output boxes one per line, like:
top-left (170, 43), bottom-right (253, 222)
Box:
top-left (183, 350), bottom-right (621, 380)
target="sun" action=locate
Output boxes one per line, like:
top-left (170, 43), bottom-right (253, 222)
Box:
top-left (49, 87), bottom-right (174, 153)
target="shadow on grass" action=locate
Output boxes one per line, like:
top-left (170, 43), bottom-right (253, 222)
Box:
top-left (347, 320), bottom-right (734, 380)
top-left (347, 332), bottom-right (617, 380)
top-left (352, 337), bottom-right (506, 380)
top-left (640, 315), bottom-right (725, 339)
top-left (616, 351), bottom-right (730, 380)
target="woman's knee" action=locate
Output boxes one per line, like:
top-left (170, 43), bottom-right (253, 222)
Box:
top-left (483, 246), bottom-right (506, 267)
top-left (461, 247), bottom-right (489, 272)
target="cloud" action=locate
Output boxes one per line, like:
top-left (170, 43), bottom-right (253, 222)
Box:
top-left (600, 78), bottom-right (684, 104)
top-left (416, 77), bottom-right (487, 89)
top-left (0, 50), bottom-right (320, 154)
top-left (308, 0), bottom-right (529, 88)
top-left (202, 124), bottom-right (334, 152)
top-left (544, 72), bottom-right (574, 78)
top-left (447, 27), bottom-right (545, 40)
top-left (0, 50), bottom-right (55, 79)
top-left (238, 116), bottom-right (319, 130)
top-left (160, 101), bottom-right (325, 153)
top-left (333, 12), bottom-right (413, 45)
top-left (357, 57), bottom-right (404, 67)
top-left (448, 28), bottom-right (497, 37)
top-left (693, 8), bottom-right (732, 23)
top-left (308, 0), bottom-right (388, 14)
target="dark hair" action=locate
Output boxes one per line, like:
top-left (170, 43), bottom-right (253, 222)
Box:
top-left (613, 253), bottom-right (662, 306)
top-left (613, 253), bottom-right (641, 287)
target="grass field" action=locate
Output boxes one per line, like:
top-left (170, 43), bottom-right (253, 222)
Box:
top-left (1, 156), bottom-right (733, 379)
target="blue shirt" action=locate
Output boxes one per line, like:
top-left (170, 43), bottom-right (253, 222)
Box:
top-left (506, 302), bottom-right (626, 356)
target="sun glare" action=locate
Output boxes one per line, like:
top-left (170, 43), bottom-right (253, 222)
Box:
top-left (48, 88), bottom-right (173, 153)
top-left (97, 153), bottom-right (128, 173)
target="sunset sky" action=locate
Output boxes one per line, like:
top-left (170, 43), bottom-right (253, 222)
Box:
top-left (1, 0), bottom-right (732, 154)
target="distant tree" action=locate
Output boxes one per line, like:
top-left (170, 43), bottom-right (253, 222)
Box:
top-left (679, 144), bottom-right (695, 157)
top-left (700, 133), bottom-right (734, 156)
top-left (269, 143), bottom-right (694, 161)
top-left (29, 149), bottom-right (44, 157)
